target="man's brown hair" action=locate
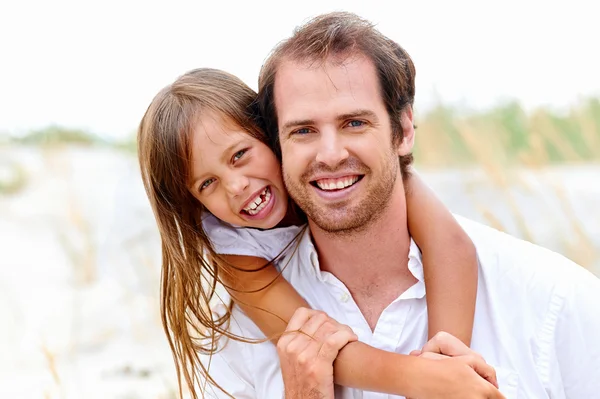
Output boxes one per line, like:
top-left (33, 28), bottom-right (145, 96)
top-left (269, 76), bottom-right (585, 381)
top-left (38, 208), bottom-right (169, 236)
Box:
top-left (257, 11), bottom-right (415, 173)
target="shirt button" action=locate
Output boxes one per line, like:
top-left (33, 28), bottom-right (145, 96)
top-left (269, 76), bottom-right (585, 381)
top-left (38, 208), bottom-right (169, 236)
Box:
top-left (310, 252), bottom-right (318, 268)
top-left (340, 292), bottom-right (350, 303)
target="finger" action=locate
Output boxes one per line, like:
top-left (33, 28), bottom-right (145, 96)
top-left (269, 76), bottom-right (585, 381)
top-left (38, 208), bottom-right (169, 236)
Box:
top-left (317, 330), bottom-right (358, 363)
top-left (468, 357), bottom-right (498, 389)
top-left (284, 307), bottom-right (317, 332)
top-left (278, 309), bottom-right (317, 353)
top-left (295, 311), bottom-right (330, 337)
top-left (279, 330), bottom-right (314, 361)
top-left (278, 310), bottom-right (334, 357)
top-left (409, 350), bottom-right (421, 356)
top-left (294, 335), bottom-right (322, 366)
top-left (422, 331), bottom-right (470, 356)
top-left (491, 388), bottom-right (507, 399)
top-left (485, 382), bottom-right (506, 399)
top-left (313, 319), bottom-right (356, 343)
top-left (418, 352), bottom-right (448, 360)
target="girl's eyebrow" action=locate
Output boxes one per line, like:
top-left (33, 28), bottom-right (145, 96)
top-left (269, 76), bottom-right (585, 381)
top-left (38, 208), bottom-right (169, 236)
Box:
top-left (190, 139), bottom-right (246, 188)
top-left (219, 141), bottom-right (243, 163)
top-left (189, 172), bottom-right (207, 190)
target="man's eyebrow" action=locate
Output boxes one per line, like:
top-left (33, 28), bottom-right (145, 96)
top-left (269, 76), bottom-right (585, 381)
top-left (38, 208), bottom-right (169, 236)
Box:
top-left (337, 109), bottom-right (379, 122)
top-left (281, 119), bottom-right (316, 133)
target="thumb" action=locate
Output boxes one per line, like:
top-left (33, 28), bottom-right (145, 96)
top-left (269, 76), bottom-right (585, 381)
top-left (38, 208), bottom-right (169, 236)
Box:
top-left (419, 352), bottom-right (448, 360)
top-left (422, 332), bottom-right (469, 356)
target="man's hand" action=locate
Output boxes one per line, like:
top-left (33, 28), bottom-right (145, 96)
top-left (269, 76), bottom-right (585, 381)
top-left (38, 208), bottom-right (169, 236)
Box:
top-left (407, 331), bottom-right (505, 399)
top-left (277, 308), bottom-right (357, 399)
top-left (411, 331), bottom-right (498, 387)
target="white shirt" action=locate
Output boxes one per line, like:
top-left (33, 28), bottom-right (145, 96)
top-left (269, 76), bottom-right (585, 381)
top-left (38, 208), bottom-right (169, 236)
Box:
top-left (201, 215), bottom-right (600, 399)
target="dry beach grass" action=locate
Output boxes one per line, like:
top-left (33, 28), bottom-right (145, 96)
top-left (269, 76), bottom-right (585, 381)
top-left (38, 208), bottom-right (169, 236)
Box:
top-left (0, 99), bottom-right (599, 398)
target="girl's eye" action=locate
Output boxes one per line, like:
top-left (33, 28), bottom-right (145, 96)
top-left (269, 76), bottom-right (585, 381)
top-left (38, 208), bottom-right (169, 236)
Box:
top-left (200, 178), bottom-right (215, 191)
top-left (347, 120), bottom-right (365, 128)
top-left (232, 148), bottom-right (248, 162)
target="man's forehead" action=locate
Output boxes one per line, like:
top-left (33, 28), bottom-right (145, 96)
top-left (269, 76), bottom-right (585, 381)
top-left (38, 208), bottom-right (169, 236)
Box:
top-left (274, 53), bottom-right (371, 88)
top-left (273, 55), bottom-right (380, 121)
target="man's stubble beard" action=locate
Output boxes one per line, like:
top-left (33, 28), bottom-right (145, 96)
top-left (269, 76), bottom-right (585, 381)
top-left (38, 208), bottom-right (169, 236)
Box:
top-left (283, 153), bottom-right (400, 237)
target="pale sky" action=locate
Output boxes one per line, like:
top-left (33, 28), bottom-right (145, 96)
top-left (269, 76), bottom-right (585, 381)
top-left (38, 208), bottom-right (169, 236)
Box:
top-left (1, 0), bottom-right (598, 139)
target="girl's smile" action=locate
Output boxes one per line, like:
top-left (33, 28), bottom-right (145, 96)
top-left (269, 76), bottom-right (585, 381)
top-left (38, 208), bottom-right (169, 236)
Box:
top-left (188, 110), bottom-right (289, 229)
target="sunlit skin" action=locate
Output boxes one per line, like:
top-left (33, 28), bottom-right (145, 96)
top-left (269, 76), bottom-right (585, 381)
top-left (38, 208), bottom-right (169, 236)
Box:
top-left (273, 54), bottom-right (415, 235)
top-left (188, 110), bottom-right (289, 229)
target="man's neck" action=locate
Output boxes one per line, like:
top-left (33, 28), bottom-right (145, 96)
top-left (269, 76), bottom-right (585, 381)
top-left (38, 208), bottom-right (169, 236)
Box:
top-left (309, 181), bottom-right (417, 329)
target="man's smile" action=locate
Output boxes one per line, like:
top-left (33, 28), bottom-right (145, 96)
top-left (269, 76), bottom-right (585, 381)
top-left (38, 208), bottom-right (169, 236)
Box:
top-left (311, 175), bottom-right (362, 191)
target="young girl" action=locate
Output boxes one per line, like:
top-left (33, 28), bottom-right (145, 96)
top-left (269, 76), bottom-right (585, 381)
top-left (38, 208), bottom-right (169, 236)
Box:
top-left (138, 68), bottom-right (479, 398)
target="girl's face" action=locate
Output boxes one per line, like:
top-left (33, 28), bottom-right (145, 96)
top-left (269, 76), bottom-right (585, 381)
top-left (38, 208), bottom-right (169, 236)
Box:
top-left (188, 110), bottom-right (288, 229)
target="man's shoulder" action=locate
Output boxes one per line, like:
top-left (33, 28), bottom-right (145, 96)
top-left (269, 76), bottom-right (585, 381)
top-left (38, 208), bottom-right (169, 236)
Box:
top-left (454, 214), bottom-right (598, 296)
top-left (455, 214), bottom-right (580, 267)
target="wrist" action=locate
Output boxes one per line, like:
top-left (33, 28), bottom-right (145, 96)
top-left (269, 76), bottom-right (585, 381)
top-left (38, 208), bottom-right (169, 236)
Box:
top-left (375, 352), bottom-right (426, 397)
top-left (335, 342), bottom-right (425, 396)
top-left (397, 356), bottom-right (431, 398)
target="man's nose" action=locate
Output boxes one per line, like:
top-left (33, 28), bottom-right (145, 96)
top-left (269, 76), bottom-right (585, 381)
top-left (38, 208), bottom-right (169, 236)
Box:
top-left (315, 128), bottom-right (349, 167)
top-left (224, 173), bottom-right (249, 197)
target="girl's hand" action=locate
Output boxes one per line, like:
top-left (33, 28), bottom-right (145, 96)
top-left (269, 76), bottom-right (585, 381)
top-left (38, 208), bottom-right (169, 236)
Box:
top-left (277, 308), bottom-right (358, 399)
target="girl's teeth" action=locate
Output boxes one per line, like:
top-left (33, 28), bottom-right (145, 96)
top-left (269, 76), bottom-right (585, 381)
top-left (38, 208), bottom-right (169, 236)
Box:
top-left (244, 187), bottom-right (271, 215)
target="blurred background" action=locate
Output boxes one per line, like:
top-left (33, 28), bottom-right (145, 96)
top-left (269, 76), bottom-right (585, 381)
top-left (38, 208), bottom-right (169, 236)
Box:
top-left (1, 0), bottom-right (599, 397)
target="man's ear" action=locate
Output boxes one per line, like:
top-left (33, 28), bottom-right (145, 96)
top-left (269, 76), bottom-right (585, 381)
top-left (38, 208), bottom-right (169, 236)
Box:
top-left (397, 106), bottom-right (415, 156)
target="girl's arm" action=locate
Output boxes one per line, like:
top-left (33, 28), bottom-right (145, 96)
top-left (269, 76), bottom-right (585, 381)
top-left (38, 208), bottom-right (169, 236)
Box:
top-left (220, 254), bottom-right (309, 339)
top-left (405, 171), bottom-right (477, 345)
top-left (217, 171), bottom-right (477, 394)
top-left (220, 255), bottom-right (424, 394)
top-left (220, 196), bottom-right (479, 394)
top-left (221, 171), bottom-right (477, 346)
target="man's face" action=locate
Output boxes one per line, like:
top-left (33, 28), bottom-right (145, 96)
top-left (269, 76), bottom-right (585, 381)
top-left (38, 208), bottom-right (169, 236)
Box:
top-left (274, 55), bottom-right (414, 234)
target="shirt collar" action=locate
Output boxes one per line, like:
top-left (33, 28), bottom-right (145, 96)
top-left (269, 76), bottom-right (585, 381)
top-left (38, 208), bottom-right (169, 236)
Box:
top-left (299, 227), bottom-right (426, 287)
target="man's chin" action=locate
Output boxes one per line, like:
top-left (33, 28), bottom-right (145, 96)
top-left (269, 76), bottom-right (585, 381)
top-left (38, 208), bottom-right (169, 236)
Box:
top-left (307, 209), bottom-right (367, 234)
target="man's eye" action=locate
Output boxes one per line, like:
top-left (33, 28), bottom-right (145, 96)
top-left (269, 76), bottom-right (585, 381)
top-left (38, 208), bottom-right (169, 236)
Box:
top-left (293, 128), bottom-right (312, 135)
top-left (232, 149), bottom-right (247, 162)
top-left (347, 120), bottom-right (365, 128)
top-left (200, 178), bottom-right (215, 191)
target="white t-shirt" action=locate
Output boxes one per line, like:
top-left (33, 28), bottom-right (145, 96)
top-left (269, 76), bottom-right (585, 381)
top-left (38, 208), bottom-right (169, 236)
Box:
top-left (202, 213), bottom-right (304, 262)
top-left (201, 214), bottom-right (600, 399)
top-left (201, 213), bottom-right (306, 313)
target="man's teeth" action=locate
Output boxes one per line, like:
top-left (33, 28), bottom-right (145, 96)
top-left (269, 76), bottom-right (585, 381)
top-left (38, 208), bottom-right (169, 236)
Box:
top-left (316, 176), bottom-right (359, 191)
top-left (244, 187), bottom-right (271, 215)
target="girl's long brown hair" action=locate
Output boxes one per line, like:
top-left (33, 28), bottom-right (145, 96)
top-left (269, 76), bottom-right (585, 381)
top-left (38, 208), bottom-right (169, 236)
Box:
top-left (137, 68), bottom-right (278, 398)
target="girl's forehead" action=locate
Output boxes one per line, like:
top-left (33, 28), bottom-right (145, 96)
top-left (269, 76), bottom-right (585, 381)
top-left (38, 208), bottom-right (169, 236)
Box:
top-left (194, 110), bottom-right (249, 143)
top-left (190, 113), bottom-right (256, 174)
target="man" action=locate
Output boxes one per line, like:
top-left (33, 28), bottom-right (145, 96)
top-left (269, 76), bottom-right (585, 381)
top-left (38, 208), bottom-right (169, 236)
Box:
top-left (205, 12), bottom-right (600, 398)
